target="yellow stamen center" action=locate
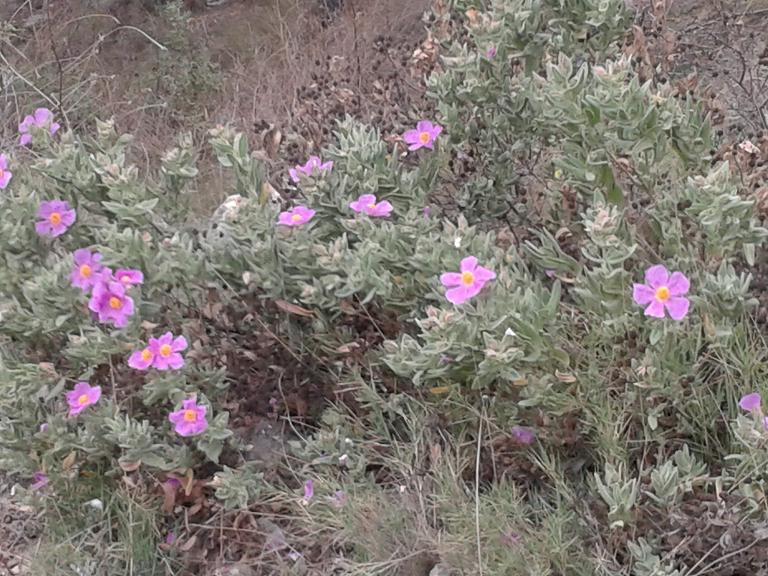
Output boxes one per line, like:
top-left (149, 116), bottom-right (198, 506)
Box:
top-left (183, 410), bottom-right (197, 422)
top-left (108, 296), bottom-right (122, 309)
top-left (121, 275), bottom-right (131, 283)
top-left (49, 212), bottom-right (62, 225)
top-left (367, 203), bottom-right (377, 209)
top-left (140, 348), bottom-right (152, 361)
top-left (80, 264), bottom-right (92, 278)
top-left (655, 286), bottom-right (670, 302)
top-left (0, 168), bottom-right (5, 179)
top-left (419, 132), bottom-right (430, 144)
top-left (291, 213), bottom-right (302, 222)
top-left (159, 344), bottom-right (172, 358)
top-left (461, 271), bottom-right (475, 285)
top-left (77, 394), bottom-right (89, 405)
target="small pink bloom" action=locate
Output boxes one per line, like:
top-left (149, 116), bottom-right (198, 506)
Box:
top-left (70, 249), bottom-right (103, 291)
top-left (65, 381), bottom-right (101, 417)
top-left (31, 472), bottom-right (49, 490)
top-left (500, 530), bottom-right (522, 547)
top-left (35, 200), bottom-right (76, 237)
top-left (19, 107), bottom-right (60, 146)
top-left (278, 205), bottom-right (315, 227)
top-left (486, 46), bottom-right (497, 59)
top-left (349, 194), bottom-right (393, 218)
top-left (511, 425), bottom-right (535, 445)
top-left (330, 490), bottom-right (347, 508)
top-left (440, 256), bottom-right (496, 305)
top-left (165, 532), bottom-right (176, 545)
top-left (0, 154), bottom-right (13, 189)
top-left (289, 156), bottom-right (333, 183)
top-left (403, 120), bottom-right (443, 151)
top-left (165, 477), bottom-right (181, 490)
top-left (423, 206), bottom-right (432, 218)
top-left (115, 268), bottom-right (144, 286)
top-left (763, 416), bottom-right (768, 430)
top-left (148, 332), bottom-right (187, 370)
top-left (39, 423), bottom-right (49, 433)
top-left (88, 270), bottom-right (135, 327)
top-left (739, 392), bottom-right (762, 413)
top-left (302, 479), bottom-right (314, 504)
top-left (128, 345), bottom-right (155, 370)
top-left (168, 398), bottom-right (208, 437)
top-left (632, 265), bottom-right (690, 320)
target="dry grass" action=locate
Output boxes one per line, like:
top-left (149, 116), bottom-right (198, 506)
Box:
top-left (0, 0), bottom-right (432, 213)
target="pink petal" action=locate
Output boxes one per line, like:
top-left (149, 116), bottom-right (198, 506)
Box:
top-left (167, 355), bottom-right (184, 370)
top-left (35, 221), bottom-right (52, 235)
top-left (459, 256), bottom-right (478, 272)
top-left (416, 120), bottom-right (433, 132)
top-left (632, 284), bottom-right (655, 305)
top-left (172, 336), bottom-right (187, 351)
top-left (19, 134), bottom-right (32, 146)
top-left (289, 168), bottom-right (300, 183)
top-left (667, 272), bottom-right (690, 296)
top-left (739, 392), bottom-right (762, 412)
top-left (644, 265), bottom-right (669, 289)
top-left (33, 107), bottom-right (52, 124)
top-left (665, 297), bottom-right (690, 321)
top-left (644, 299), bottom-right (665, 318)
top-left (440, 272), bottom-right (462, 287)
top-left (446, 285), bottom-right (474, 304)
top-left (474, 266), bottom-right (496, 282)
top-left (402, 130), bottom-right (420, 143)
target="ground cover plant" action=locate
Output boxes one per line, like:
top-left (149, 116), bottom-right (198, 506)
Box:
top-left (3, 0), bottom-right (768, 574)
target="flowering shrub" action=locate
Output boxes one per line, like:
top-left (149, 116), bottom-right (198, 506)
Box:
top-left (4, 0), bottom-right (768, 573)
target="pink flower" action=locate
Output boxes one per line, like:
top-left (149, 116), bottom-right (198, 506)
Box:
top-left (278, 205), bottom-right (315, 227)
top-left (168, 398), bottom-right (208, 437)
top-left (511, 426), bottom-right (535, 445)
top-left (165, 532), bottom-right (176, 545)
top-left (403, 120), bottom-right (443, 151)
top-left (0, 154), bottom-right (13, 189)
top-left (70, 249), bottom-right (103, 291)
top-left (147, 332), bottom-right (187, 370)
top-left (349, 194), bottom-right (393, 218)
top-left (440, 256), bottom-right (496, 305)
top-left (31, 472), bottom-right (49, 490)
top-left (114, 268), bottom-right (144, 286)
top-left (35, 200), bottom-right (75, 237)
top-left (330, 490), bottom-right (347, 508)
top-left (128, 344), bottom-right (155, 370)
top-left (165, 477), bottom-right (181, 491)
top-left (65, 381), bottom-right (101, 417)
top-left (88, 270), bottom-right (135, 327)
top-left (289, 156), bottom-right (333, 183)
top-left (486, 46), bottom-right (497, 59)
top-left (302, 479), bottom-right (314, 504)
top-left (632, 265), bottom-right (690, 320)
top-left (19, 107), bottom-right (60, 146)
top-left (739, 392), bottom-right (762, 413)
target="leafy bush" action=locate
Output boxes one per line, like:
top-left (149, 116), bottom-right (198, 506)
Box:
top-left (4, 0), bottom-right (768, 573)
